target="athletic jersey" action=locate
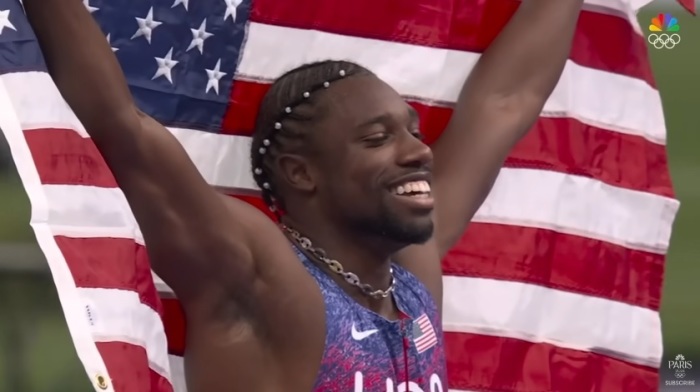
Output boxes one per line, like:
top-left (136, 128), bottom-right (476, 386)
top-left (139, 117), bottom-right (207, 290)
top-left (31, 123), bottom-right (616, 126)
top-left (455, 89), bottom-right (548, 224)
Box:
top-left (294, 246), bottom-right (447, 392)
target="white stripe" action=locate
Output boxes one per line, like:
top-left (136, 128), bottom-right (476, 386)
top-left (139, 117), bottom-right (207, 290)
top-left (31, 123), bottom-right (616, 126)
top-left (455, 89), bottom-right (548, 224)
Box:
top-left (442, 276), bottom-right (662, 367)
top-left (583, 0), bottom-right (649, 35)
top-left (585, 0), bottom-right (654, 16)
top-left (169, 127), bottom-right (256, 190)
top-left (79, 287), bottom-right (171, 380)
top-left (238, 22), bottom-right (666, 143)
top-left (0, 79), bottom-right (118, 391)
top-left (167, 355), bottom-right (188, 392)
top-left (474, 168), bottom-right (678, 253)
top-left (4, 71), bottom-right (89, 136)
top-left (4, 47), bottom-right (665, 147)
top-left (39, 166), bottom-right (678, 254)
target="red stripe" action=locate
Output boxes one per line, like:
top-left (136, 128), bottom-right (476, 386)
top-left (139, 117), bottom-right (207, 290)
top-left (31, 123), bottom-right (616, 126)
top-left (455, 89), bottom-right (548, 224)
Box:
top-left (161, 298), bottom-right (187, 357)
top-left (226, 193), bottom-right (280, 222)
top-left (56, 236), bottom-right (162, 314)
top-left (96, 341), bottom-right (174, 392)
top-left (443, 223), bottom-right (664, 310)
top-left (23, 120), bottom-right (671, 198)
top-left (444, 331), bottom-right (658, 392)
top-left (225, 81), bottom-right (673, 196)
top-left (677, 0), bottom-right (696, 15)
top-left (156, 223), bottom-right (664, 356)
top-left (25, 129), bottom-right (116, 188)
top-left (27, 136), bottom-right (663, 310)
top-left (248, 0), bottom-right (654, 85)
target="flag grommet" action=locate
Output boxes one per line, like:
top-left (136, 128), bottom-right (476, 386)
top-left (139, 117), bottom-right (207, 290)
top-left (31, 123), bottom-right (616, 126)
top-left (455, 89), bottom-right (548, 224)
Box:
top-left (95, 374), bottom-right (109, 390)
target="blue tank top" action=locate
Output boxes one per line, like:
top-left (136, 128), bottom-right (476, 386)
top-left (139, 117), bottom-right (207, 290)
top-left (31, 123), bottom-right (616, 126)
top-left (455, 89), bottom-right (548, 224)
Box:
top-left (293, 246), bottom-right (447, 392)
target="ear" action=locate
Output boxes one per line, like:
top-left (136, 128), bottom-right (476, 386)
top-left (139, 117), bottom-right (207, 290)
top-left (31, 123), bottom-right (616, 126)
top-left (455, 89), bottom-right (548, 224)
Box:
top-left (275, 153), bottom-right (317, 193)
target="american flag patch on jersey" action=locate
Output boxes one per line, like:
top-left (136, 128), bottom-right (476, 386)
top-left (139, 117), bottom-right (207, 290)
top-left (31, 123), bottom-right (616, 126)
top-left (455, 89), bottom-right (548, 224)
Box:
top-left (412, 313), bottom-right (438, 354)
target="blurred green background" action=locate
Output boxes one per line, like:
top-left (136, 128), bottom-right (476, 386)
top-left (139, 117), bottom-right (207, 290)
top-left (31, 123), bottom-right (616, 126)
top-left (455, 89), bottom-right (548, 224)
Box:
top-left (0, 2), bottom-right (698, 391)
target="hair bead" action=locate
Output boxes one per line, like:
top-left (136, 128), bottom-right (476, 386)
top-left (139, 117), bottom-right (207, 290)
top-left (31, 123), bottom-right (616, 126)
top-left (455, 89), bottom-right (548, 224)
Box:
top-left (256, 67), bottom-right (355, 207)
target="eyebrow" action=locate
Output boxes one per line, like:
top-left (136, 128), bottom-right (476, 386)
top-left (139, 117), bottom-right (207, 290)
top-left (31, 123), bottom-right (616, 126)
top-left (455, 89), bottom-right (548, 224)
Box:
top-left (356, 106), bottom-right (420, 129)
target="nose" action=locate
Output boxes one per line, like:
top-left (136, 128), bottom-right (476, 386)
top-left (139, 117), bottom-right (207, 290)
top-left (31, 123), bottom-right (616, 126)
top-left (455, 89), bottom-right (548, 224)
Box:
top-left (396, 130), bottom-right (433, 169)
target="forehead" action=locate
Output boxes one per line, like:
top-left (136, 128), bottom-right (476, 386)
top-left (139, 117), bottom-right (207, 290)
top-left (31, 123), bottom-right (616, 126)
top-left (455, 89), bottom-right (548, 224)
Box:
top-left (320, 75), bottom-right (413, 128)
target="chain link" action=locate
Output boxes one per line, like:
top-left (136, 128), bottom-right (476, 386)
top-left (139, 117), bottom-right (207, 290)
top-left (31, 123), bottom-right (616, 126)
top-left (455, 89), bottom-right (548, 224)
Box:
top-left (281, 224), bottom-right (396, 299)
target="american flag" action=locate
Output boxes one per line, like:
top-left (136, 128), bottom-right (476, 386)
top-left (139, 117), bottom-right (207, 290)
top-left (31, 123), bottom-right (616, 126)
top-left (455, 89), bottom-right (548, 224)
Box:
top-left (413, 313), bottom-right (438, 354)
top-left (0, 0), bottom-right (682, 390)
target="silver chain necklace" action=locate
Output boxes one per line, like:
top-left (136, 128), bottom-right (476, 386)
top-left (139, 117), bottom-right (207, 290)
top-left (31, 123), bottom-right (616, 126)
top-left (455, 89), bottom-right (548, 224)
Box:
top-left (281, 224), bottom-right (396, 299)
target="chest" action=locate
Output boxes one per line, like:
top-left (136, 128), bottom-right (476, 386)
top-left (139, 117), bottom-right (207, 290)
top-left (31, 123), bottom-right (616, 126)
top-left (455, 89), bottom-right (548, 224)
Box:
top-left (313, 295), bottom-right (447, 392)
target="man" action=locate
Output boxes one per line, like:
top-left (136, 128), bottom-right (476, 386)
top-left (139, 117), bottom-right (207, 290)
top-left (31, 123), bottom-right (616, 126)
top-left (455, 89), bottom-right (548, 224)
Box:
top-left (24, 0), bottom-right (583, 390)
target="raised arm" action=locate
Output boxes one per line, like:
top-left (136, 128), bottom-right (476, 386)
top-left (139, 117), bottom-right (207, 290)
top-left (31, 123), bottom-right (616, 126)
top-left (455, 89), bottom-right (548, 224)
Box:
top-left (431, 0), bottom-right (584, 256)
top-left (23, 0), bottom-right (265, 302)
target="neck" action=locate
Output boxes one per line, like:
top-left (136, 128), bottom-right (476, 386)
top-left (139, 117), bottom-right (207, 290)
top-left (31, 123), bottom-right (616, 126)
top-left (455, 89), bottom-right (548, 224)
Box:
top-left (281, 215), bottom-right (402, 314)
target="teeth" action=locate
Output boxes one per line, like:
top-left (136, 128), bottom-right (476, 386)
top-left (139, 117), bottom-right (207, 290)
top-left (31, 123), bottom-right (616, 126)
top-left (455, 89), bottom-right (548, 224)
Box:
top-left (393, 180), bottom-right (431, 195)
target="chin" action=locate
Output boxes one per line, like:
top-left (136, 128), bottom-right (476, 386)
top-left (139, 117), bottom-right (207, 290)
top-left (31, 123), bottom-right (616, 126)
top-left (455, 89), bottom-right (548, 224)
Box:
top-left (381, 216), bottom-right (435, 245)
top-left (403, 222), bottom-right (435, 245)
top-left (346, 201), bottom-right (435, 245)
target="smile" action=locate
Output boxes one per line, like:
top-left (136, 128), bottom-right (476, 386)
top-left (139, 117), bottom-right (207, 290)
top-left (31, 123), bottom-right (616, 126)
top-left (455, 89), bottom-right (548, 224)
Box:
top-left (390, 180), bottom-right (434, 210)
top-left (391, 180), bottom-right (431, 197)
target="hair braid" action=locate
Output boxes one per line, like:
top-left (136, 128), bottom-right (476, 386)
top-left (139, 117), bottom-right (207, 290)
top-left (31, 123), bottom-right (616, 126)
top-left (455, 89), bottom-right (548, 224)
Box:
top-left (250, 60), bottom-right (372, 216)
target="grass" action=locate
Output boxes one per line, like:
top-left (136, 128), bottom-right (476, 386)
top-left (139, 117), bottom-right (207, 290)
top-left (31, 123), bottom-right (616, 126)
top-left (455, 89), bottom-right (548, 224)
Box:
top-left (638, 6), bottom-right (700, 353)
top-left (0, 173), bottom-right (32, 242)
top-left (0, 4), bottom-right (698, 391)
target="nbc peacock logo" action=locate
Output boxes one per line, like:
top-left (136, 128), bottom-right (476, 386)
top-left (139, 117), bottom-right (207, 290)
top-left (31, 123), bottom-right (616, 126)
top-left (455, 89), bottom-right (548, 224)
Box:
top-left (650, 13), bottom-right (680, 32)
top-left (647, 13), bottom-right (681, 49)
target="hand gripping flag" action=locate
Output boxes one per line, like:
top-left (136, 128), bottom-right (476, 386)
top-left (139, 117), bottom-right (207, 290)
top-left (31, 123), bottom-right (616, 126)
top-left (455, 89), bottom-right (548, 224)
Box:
top-left (0, 0), bottom-right (681, 391)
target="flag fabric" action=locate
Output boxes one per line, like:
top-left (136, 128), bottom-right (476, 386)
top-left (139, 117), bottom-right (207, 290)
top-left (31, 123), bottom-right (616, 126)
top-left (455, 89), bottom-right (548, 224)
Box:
top-left (413, 313), bottom-right (439, 355)
top-left (0, 0), bottom-right (681, 391)
top-left (676, 0), bottom-right (696, 15)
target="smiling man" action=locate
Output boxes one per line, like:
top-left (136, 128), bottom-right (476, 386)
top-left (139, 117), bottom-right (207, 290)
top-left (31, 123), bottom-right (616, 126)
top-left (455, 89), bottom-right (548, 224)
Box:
top-left (24, 0), bottom-right (583, 390)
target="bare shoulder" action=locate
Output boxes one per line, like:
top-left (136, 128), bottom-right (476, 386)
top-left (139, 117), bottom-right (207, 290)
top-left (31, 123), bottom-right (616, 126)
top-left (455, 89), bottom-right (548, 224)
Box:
top-left (222, 195), bottom-right (327, 349)
top-left (183, 196), bottom-right (328, 390)
top-left (216, 194), bottom-right (324, 314)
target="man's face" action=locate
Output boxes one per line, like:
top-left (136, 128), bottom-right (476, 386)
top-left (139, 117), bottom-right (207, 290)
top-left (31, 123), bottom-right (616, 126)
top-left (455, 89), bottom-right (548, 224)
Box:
top-left (309, 74), bottom-right (435, 245)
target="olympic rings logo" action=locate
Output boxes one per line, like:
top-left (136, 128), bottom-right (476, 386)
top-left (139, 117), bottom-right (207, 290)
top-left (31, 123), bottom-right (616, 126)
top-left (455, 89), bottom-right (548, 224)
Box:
top-left (647, 33), bottom-right (681, 49)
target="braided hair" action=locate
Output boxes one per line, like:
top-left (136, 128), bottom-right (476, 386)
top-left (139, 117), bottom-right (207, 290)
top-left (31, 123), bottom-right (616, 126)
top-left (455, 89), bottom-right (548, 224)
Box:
top-left (250, 60), bottom-right (372, 218)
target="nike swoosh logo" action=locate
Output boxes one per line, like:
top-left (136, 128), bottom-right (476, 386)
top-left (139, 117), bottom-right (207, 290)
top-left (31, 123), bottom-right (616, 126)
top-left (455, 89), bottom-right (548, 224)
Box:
top-left (351, 323), bottom-right (379, 341)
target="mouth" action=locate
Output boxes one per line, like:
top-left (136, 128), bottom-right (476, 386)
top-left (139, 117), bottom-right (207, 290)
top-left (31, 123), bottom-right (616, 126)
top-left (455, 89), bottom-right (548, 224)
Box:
top-left (389, 179), bottom-right (434, 210)
top-left (391, 180), bottom-right (431, 197)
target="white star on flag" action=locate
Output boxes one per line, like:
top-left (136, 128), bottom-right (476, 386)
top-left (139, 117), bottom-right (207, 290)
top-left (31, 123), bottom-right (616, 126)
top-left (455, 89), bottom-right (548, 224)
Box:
top-left (205, 59), bottom-right (227, 95)
top-left (131, 7), bottom-right (162, 44)
top-left (106, 34), bottom-right (118, 52)
top-left (171, 0), bottom-right (189, 11)
top-left (82, 0), bottom-right (99, 13)
top-left (223, 0), bottom-right (243, 22)
top-left (0, 9), bottom-right (16, 35)
top-left (187, 19), bottom-right (214, 54)
top-left (152, 48), bottom-right (179, 84)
